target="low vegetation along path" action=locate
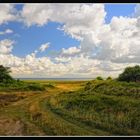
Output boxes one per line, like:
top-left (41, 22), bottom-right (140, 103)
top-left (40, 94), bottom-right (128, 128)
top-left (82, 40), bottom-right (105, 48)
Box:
top-left (0, 81), bottom-right (106, 136)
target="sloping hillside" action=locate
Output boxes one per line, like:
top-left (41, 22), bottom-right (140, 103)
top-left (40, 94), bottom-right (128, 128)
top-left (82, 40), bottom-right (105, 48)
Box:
top-left (44, 80), bottom-right (140, 135)
top-left (0, 80), bottom-right (140, 136)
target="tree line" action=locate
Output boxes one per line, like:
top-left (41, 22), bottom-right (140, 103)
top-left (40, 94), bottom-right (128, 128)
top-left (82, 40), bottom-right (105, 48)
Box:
top-left (0, 65), bottom-right (140, 83)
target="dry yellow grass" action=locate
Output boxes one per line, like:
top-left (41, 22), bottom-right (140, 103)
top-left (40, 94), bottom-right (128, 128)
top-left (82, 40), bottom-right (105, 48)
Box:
top-left (0, 80), bottom-right (93, 136)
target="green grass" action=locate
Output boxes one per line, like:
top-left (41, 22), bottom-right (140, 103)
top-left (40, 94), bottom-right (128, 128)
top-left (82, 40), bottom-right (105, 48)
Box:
top-left (0, 80), bottom-right (46, 91)
top-left (43, 80), bottom-right (140, 135)
top-left (0, 80), bottom-right (140, 136)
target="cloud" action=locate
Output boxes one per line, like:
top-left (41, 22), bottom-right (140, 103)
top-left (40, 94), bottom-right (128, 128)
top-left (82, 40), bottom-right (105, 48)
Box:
top-left (0, 39), bottom-right (14, 54)
top-left (0, 54), bottom-right (23, 68)
top-left (5, 29), bottom-right (13, 34)
top-left (134, 4), bottom-right (140, 18)
top-left (0, 4), bottom-right (17, 25)
top-left (0, 4), bottom-right (140, 78)
top-left (39, 42), bottom-right (50, 52)
top-left (55, 57), bottom-right (72, 63)
top-left (61, 46), bottom-right (81, 56)
top-left (21, 4), bottom-right (106, 40)
top-left (72, 15), bottom-right (140, 65)
top-left (0, 29), bottom-right (13, 35)
top-left (20, 4), bottom-right (52, 26)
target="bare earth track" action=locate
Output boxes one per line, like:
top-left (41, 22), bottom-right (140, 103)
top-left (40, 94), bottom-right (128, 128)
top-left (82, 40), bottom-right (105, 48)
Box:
top-left (0, 80), bottom-right (139, 136)
top-left (0, 81), bottom-right (98, 136)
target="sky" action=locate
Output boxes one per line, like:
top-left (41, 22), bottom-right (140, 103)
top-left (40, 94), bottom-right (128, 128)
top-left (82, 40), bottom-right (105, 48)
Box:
top-left (0, 3), bottom-right (140, 78)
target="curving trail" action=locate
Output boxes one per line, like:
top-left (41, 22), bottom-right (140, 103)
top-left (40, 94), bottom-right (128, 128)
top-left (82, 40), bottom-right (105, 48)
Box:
top-left (0, 81), bottom-right (110, 136)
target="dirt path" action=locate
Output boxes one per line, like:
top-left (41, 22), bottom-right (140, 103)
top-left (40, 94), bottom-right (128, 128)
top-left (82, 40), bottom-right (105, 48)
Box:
top-left (0, 82), bottom-right (97, 136)
top-left (0, 117), bottom-right (24, 136)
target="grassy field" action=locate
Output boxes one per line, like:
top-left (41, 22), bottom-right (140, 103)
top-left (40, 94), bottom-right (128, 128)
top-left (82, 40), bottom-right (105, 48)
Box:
top-left (0, 79), bottom-right (140, 136)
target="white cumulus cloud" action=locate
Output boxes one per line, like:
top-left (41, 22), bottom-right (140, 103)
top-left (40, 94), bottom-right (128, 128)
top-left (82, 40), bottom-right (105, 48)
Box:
top-left (39, 42), bottom-right (50, 52)
top-left (0, 4), bottom-right (140, 78)
top-left (0, 39), bottom-right (14, 54)
top-left (20, 4), bottom-right (106, 40)
top-left (0, 29), bottom-right (13, 35)
top-left (61, 46), bottom-right (81, 56)
top-left (0, 4), bottom-right (16, 25)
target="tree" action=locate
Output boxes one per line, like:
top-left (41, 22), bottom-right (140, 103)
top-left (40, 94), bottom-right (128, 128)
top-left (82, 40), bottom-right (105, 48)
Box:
top-left (0, 65), bottom-right (13, 83)
top-left (106, 76), bottom-right (112, 80)
top-left (118, 65), bottom-right (140, 82)
top-left (96, 76), bottom-right (103, 80)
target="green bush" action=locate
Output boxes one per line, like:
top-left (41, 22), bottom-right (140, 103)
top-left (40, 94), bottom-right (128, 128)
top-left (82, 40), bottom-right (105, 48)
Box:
top-left (0, 65), bottom-right (14, 83)
top-left (25, 84), bottom-right (45, 91)
top-left (0, 80), bottom-right (46, 91)
top-left (45, 79), bottom-right (140, 135)
top-left (106, 76), bottom-right (112, 80)
top-left (118, 65), bottom-right (140, 82)
top-left (45, 83), bottom-right (55, 88)
top-left (84, 81), bottom-right (92, 91)
top-left (96, 76), bottom-right (103, 80)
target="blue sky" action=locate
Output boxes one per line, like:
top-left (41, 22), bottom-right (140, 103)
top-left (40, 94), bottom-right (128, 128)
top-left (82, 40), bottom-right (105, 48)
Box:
top-left (0, 4), bottom-right (140, 77)
top-left (105, 4), bottom-right (136, 23)
top-left (1, 4), bottom-right (136, 58)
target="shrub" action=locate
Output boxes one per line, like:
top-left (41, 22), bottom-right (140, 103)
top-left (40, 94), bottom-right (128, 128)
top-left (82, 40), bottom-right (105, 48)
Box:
top-left (0, 65), bottom-right (14, 83)
top-left (45, 83), bottom-right (55, 88)
top-left (118, 65), bottom-right (140, 82)
top-left (24, 84), bottom-right (45, 91)
top-left (106, 76), bottom-right (112, 80)
top-left (96, 76), bottom-right (103, 80)
top-left (84, 81), bottom-right (92, 91)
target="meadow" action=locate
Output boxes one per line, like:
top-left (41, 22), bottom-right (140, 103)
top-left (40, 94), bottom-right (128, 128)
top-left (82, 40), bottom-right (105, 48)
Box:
top-left (0, 79), bottom-right (140, 136)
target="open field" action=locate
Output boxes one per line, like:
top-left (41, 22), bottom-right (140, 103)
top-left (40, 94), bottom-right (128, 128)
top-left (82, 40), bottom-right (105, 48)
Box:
top-left (0, 80), bottom-right (140, 136)
top-left (1, 3), bottom-right (140, 137)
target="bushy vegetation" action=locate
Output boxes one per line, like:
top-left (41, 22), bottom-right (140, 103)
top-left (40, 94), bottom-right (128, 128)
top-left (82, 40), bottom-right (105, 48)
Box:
top-left (118, 65), bottom-right (140, 82)
top-left (106, 76), bottom-right (112, 80)
top-left (0, 65), bottom-right (140, 135)
top-left (45, 80), bottom-right (140, 135)
top-left (0, 80), bottom-right (46, 91)
top-left (0, 65), bottom-right (14, 83)
top-left (0, 65), bottom-right (45, 91)
top-left (84, 80), bottom-right (140, 97)
top-left (96, 76), bottom-right (103, 80)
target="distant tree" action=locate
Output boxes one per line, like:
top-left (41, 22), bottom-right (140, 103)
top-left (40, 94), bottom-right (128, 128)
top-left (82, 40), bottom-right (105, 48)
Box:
top-left (17, 79), bottom-right (20, 82)
top-left (118, 65), bottom-right (140, 82)
top-left (96, 76), bottom-right (103, 80)
top-left (0, 65), bottom-right (13, 83)
top-left (106, 76), bottom-right (112, 80)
